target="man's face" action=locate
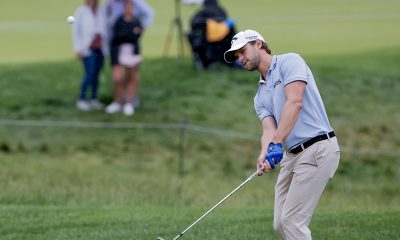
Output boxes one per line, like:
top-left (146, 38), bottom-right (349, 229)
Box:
top-left (234, 42), bottom-right (260, 71)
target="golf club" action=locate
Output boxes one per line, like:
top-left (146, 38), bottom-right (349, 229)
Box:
top-left (157, 169), bottom-right (260, 240)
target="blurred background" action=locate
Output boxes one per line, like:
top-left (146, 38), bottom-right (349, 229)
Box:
top-left (0, 0), bottom-right (399, 239)
top-left (1, 0), bottom-right (400, 63)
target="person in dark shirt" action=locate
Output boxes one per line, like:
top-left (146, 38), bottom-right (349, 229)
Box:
top-left (188, 0), bottom-right (238, 69)
top-left (192, 0), bottom-right (227, 21)
top-left (105, 0), bottom-right (143, 116)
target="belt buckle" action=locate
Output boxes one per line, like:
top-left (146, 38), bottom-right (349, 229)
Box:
top-left (300, 143), bottom-right (305, 151)
top-left (326, 132), bottom-right (331, 140)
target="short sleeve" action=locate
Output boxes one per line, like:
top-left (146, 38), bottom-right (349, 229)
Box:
top-left (280, 53), bottom-right (308, 85)
top-left (254, 92), bottom-right (272, 121)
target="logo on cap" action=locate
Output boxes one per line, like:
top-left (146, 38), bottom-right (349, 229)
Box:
top-left (246, 35), bottom-right (258, 41)
top-left (231, 37), bottom-right (238, 45)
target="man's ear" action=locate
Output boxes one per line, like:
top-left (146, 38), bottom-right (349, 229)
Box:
top-left (257, 39), bottom-right (262, 49)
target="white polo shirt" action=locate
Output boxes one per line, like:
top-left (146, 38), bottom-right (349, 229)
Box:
top-left (253, 53), bottom-right (334, 150)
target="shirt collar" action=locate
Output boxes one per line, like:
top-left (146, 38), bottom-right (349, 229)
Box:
top-left (270, 55), bottom-right (278, 71)
top-left (258, 76), bottom-right (267, 85)
top-left (258, 55), bottom-right (277, 85)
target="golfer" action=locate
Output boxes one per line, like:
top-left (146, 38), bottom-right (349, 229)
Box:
top-left (224, 30), bottom-right (340, 240)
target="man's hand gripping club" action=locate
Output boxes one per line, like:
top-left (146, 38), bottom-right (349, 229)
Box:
top-left (257, 143), bottom-right (283, 175)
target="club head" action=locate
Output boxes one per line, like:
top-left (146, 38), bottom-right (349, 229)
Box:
top-left (157, 237), bottom-right (165, 240)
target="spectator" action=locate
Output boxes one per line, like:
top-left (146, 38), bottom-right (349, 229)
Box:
top-left (187, 0), bottom-right (238, 69)
top-left (104, 0), bottom-right (154, 31)
top-left (103, 0), bottom-right (154, 114)
top-left (105, 0), bottom-right (143, 116)
top-left (72, 0), bottom-right (108, 111)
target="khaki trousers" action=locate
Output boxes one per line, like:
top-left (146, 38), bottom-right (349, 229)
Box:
top-left (273, 137), bottom-right (340, 240)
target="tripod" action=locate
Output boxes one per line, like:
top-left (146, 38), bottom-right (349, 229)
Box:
top-left (163, 0), bottom-right (186, 57)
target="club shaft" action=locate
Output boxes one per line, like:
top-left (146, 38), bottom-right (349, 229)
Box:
top-left (172, 170), bottom-right (258, 240)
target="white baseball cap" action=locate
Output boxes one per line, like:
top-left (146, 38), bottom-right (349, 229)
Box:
top-left (224, 29), bottom-right (265, 63)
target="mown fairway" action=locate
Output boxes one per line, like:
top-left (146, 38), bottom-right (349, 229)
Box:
top-left (0, 0), bottom-right (400, 239)
top-left (1, 205), bottom-right (399, 240)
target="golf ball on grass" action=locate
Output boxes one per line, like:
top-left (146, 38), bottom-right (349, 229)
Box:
top-left (67, 16), bottom-right (75, 24)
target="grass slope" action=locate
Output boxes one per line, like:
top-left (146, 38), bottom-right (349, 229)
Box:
top-left (1, 49), bottom-right (399, 202)
top-left (0, 54), bottom-right (399, 238)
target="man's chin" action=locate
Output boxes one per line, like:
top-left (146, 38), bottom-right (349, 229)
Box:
top-left (245, 65), bottom-right (257, 71)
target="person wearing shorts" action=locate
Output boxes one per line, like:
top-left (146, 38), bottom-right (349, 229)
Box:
top-left (105, 0), bottom-right (143, 116)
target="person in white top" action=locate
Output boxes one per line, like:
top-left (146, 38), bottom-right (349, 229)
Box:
top-left (72, 0), bottom-right (108, 111)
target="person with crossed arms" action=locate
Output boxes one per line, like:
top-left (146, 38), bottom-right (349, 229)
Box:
top-left (224, 29), bottom-right (340, 240)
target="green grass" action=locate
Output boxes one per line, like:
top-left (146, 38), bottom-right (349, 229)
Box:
top-left (0, 51), bottom-right (400, 238)
top-left (1, 0), bottom-right (400, 239)
top-left (0, 205), bottom-right (399, 240)
top-left (1, 49), bottom-right (399, 150)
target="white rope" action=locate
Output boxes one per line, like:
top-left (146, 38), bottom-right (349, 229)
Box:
top-left (0, 119), bottom-right (256, 139)
top-left (0, 119), bottom-right (181, 129)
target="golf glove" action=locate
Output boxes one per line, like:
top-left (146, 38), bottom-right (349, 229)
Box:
top-left (265, 143), bottom-right (283, 169)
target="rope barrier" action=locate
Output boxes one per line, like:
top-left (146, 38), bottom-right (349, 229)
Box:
top-left (0, 119), bottom-right (399, 157)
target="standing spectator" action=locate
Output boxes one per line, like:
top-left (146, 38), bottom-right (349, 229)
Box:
top-left (103, 0), bottom-right (154, 114)
top-left (104, 0), bottom-right (154, 31)
top-left (105, 0), bottom-right (143, 116)
top-left (72, 0), bottom-right (108, 111)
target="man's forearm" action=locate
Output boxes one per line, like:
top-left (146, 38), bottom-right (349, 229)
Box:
top-left (259, 116), bottom-right (278, 157)
top-left (273, 99), bottom-right (302, 144)
top-left (259, 134), bottom-right (271, 157)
